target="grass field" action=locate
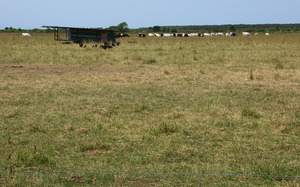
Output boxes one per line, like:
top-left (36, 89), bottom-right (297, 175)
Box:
top-left (0, 33), bottom-right (299, 185)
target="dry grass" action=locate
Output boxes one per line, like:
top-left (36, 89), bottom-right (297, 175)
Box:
top-left (0, 33), bottom-right (299, 185)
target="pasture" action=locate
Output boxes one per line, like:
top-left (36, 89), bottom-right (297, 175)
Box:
top-left (0, 33), bottom-right (299, 185)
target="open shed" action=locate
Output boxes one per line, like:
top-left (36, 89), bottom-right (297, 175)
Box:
top-left (43, 26), bottom-right (116, 43)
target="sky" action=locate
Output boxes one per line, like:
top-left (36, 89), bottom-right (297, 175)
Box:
top-left (1, 0), bottom-right (299, 29)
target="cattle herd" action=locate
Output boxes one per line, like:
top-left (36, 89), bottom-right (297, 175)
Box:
top-left (21, 32), bottom-right (270, 39)
top-left (139, 32), bottom-right (270, 37)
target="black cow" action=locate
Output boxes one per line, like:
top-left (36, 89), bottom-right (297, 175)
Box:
top-left (139, 33), bottom-right (146, 37)
top-left (115, 33), bottom-right (130, 38)
top-left (121, 33), bottom-right (130, 37)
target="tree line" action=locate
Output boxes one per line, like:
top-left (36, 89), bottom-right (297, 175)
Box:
top-left (0, 22), bottom-right (129, 33)
top-left (132, 23), bottom-right (300, 33)
top-left (1, 23), bottom-right (299, 33)
top-left (0, 27), bottom-right (52, 33)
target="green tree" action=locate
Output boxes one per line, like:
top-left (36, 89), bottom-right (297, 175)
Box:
top-left (153, 26), bottom-right (160, 32)
top-left (171, 28), bottom-right (177, 33)
top-left (148, 27), bottom-right (153, 32)
top-left (212, 26), bottom-right (221, 32)
top-left (108, 26), bottom-right (117, 30)
top-left (229, 25), bottom-right (236, 32)
top-left (117, 22), bottom-right (129, 33)
top-left (245, 27), bottom-right (256, 32)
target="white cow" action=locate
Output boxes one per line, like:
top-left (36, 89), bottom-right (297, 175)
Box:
top-left (154, 33), bottom-right (161, 37)
top-left (22, 33), bottom-right (31, 37)
top-left (163, 33), bottom-right (172, 37)
top-left (242, 32), bottom-right (250, 36)
top-left (216, 32), bottom-right (224, 36)
top-left (188, 33), bottom-right (199, 37)
top-left (254, 32), bottom-right (258, 36)
top-left (265, 33), bottom-right (270, 36)
top-left (225, 33), bottom-right (230, 37)
top-left (203, 33), bottom-right (211, 36)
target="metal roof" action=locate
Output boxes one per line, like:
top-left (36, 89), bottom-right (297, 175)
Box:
top-left (42, 25), bottom-right (115, 32)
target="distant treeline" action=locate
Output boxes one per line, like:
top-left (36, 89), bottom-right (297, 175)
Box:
top-left (132, 23), bottom-right (300, 33)
top-left (0, 27), bottom-right (52, 33)
top-left (1, 23), bottom-right (300, 33)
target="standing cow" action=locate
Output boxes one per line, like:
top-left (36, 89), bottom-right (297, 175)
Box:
top-left (216, 32), bottom-right (224, 36)
top-left (163, 33), bottom-right (172, 37)
top-left (242, 32), bottom-right (250, 36)
top-left (22, 33), bottom-right (31, 37)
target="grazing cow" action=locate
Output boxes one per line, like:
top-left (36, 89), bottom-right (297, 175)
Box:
top-left (254, 32), bottom-right (258, 36)
top-left (226, 33), bottom-right (230, 37)
top-left (230, 32), bottom-right (237, 36)
top-left (188, 33), bottom-right (200, 37)
top-left (154, 33), bottom-right (161, 37)
top-left (163, 33), bottom-right (172, 37)
top-left (22, 33), bottom-right (31, 37)
top-left (148, 33), bottom-right (155, 37)
top-left (139, 33), bottom-right (146, 37)
top-left (176, 33), bottom-right (183, 37)
top-left (203, 33), bottom-right (211, 37)
top-left (115, 33), bottom-right (130, 38)
top-left (216, 32), bottom-right (224, 36)
top-left (265, 33), bottom-right (270, 36)
top-left (242, 32), bottom-right (250, 36)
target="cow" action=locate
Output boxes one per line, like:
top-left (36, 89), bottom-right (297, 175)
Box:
top-left (115, 33), bottom-right (130, 38)
top-left (254, 32), bottom-right (258, 36)
top-left (265, 33), bottom-right (270, 36)
top-left (242, 32), bottom-right (250, 36)
top-left (154, 33), bottom-right (161, 37)
top-left (216, 32), bottom-right (224, 36)
top-left (188, 33), bottom-right (200, 37)
top-left (226, 33), bottom-right (230, 37)
top-left (163, 33), bottom-right (172, 37)
top-left (139, 33), bottom-right (146, 37)
top-left (148, 33), bottom-right (155, 37)
top-left (22, 33), bottom-right (31, 37)
top-left (230, 32), bottom-right (237, 36)
top-left (203, 33), bottom-right (211, 37)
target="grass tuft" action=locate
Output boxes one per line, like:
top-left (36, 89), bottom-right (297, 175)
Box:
top-left (158, 122), bottom-right (180, 134)
top-left (242, 108), bottom-right (262, 119)
top-left (143, 58), bottom-right (157, 64)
